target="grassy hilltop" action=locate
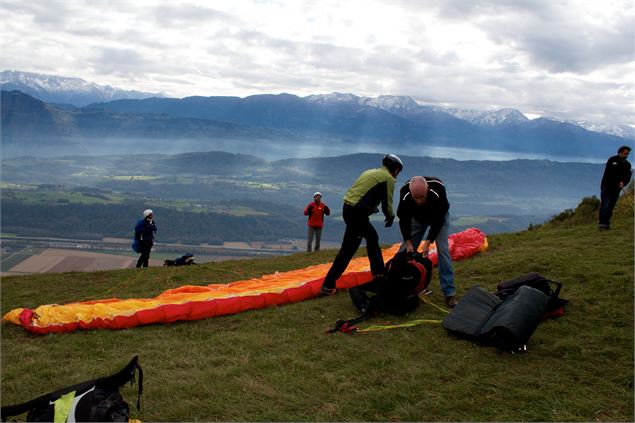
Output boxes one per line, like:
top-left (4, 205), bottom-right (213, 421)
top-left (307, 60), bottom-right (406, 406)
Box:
top-left (1, 194), bottom-right (633, 422)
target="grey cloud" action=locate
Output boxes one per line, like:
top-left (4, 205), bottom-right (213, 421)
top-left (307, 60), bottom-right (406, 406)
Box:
top-left (232, 29), bottom-right (302, 56)
top-left (152, 3), bottom-right (234, 27)
top-left (413, 49), bottom-right (460, 67)
top-left (478, 4), bottom-right (635, 73)
top-left (434, 0), bottom-right (555, 21)
top-left (66, 26), bottom-right (114, 38)
top-left (0, 0), bottom-right (70, 27)
top-left (207, 27), bottom-right (368, 75)
top-left (91, 48), bottom-right (148, 77)
top-left (500, 25), bottom-right (633, 73)
top-left (363, 46), bottom-right (418, 73)
top-left (306, 43), bottom-right (366, 71)
top-left (403, 62), bottom-right (633, 124)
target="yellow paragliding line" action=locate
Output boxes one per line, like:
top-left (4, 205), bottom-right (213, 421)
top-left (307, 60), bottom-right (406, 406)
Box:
top-left (418, 293), bottom-right (451, 314)
top-left (356, 319), bottom-right (443, 333)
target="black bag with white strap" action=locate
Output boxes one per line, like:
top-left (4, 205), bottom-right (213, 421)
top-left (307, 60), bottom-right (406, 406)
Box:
top-left (1, 356), bottom-right (142, 422)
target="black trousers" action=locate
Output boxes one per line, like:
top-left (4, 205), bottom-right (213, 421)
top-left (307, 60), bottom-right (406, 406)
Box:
top-left (322, 204), bottom-right (384, 289)
top-left (136, 243), bottom-right (153, 268)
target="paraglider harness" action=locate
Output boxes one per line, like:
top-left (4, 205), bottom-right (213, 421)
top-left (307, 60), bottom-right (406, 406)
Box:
top-left (1, 356), bottom-right (143, 422)
top-left (328, 251), bottom-right (433, 334)
top-left (164, 253), bottom-right (196, 267)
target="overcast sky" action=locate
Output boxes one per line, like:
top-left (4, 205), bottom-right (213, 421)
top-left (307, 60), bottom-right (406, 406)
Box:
top-left (1, 0), bottom-right (633, 125)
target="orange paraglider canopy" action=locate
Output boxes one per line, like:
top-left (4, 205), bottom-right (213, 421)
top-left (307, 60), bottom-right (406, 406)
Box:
top-left (3, 228), bottom-right (487, 334)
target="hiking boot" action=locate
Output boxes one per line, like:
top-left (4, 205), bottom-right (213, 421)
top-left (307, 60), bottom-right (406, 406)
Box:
top-left (598, 224), bottom-right (610, 231)
top-left (319, 286), bottom-right (337, 296)
top-left (445, 295), bottom-right (458, 308)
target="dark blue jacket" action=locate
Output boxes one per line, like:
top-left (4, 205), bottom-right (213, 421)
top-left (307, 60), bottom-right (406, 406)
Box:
top-left (135, 219), bottom-right (157, 244)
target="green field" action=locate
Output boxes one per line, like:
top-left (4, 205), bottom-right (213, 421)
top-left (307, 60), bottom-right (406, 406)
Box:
top-left (1, 196), bottom-right (633, 421)
top-left (1, 185), bottom-right (269, 216)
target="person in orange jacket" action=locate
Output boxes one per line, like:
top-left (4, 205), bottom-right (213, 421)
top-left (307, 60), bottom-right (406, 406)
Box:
top-left (304, 192), bottom-right (331, 252)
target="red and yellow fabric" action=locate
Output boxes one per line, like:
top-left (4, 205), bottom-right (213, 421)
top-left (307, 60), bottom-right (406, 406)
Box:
top-left (3, 228), bottom-right (487, 334)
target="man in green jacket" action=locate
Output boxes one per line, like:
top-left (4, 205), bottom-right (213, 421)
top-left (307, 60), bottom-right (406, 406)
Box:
top-left (320, 154), bottom-right (403, 296)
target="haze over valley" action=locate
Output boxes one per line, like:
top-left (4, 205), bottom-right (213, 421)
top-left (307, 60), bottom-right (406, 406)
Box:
top-left (2, 71), bottom-right (632, 162)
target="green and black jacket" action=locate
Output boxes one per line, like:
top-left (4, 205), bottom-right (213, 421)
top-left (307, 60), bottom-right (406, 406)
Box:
top-left (343, 166), bottom-right (396, 218)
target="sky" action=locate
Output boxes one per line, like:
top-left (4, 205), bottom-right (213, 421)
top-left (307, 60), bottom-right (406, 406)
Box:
top-left (1, 0), bottom-right (634, 125)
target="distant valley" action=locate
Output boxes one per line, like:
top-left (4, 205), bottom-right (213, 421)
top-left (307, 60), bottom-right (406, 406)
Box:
top-left (1, 152), bottom-right (604, 245)
top-left (0, 70), bottom-right (625, 250)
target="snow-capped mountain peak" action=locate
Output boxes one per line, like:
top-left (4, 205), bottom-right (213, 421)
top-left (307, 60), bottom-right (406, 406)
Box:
top-left (361, 95), bottom-right (421, 113)
top-left (440, 107), bottom-right (528, 127)
top-left (305, 92), bottom-right (361, 105)
top-left (574, 120), bottom-right (635, 140)
top-left (1, 70), bottom-right (163, 106)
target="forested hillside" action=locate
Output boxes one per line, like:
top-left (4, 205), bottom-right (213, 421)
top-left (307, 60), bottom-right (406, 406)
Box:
top-left (1, 152), bottom-right (605, 243)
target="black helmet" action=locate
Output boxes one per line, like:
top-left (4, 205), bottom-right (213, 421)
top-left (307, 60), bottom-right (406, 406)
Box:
top-left (382, 154), bottom-right (403, 174)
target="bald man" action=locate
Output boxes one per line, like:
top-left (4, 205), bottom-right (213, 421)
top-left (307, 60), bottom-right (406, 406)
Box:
top-left (396, 176), bottom-right (457, 308)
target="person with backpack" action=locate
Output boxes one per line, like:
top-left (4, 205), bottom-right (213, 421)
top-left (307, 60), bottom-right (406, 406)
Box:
top-left (599, 145), bottom-right (632, 230)
top-left (396, 176), bottom-right (458, 308)
top-left (319, 154), bottom-right (403, 296)
top-left (304, 192), bottom-right (331, 252)
top-left (134, 209), bottom-right (157, 268)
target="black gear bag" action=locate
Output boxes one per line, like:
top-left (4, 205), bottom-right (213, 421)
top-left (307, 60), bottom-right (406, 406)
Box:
top-left (442, 285), bottom-right (550, 352)
top-left (164, 253), bottom-right (195, 266)
top-left (1, 356), bottom-right (143, 422)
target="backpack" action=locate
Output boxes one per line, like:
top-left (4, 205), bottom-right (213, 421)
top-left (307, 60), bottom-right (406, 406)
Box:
top-left (350, 252), bottom-right (433, 316)
top-left (164, 253), bottom-right (195, 267)
top-left (330, 252), bottom-right (433, 334)
top-left (1, 356), bottom-right (143, 422)
top-left (495, 272), bottom-right (567, 318)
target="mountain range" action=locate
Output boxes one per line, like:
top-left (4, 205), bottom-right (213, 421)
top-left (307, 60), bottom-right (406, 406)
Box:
top-left (0, 70), bottom-right (163, 107)
top-left (1, 70), bottom-right (632, 160)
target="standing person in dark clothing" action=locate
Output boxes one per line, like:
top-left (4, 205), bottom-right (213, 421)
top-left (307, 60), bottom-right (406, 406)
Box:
top-left (599, 146), bottom-right (632, 230)
top-left (319, 154), bottom-right (403, 296)
top-left (135, 209), bottom-right (157, 268)
top-left (397, 176), bottom-right (458, 308)
top-left (304, 192), bottom-right (331, 252)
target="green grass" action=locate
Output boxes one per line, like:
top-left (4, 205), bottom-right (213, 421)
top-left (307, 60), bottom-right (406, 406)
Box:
top-left (1, 200), bottom-right (633, 422)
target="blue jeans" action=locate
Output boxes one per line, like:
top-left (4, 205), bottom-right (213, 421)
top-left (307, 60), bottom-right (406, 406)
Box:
top-left (599, 187), bottom-right (620, 227)
top-left (399, 213), bottom-right (455, 297)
